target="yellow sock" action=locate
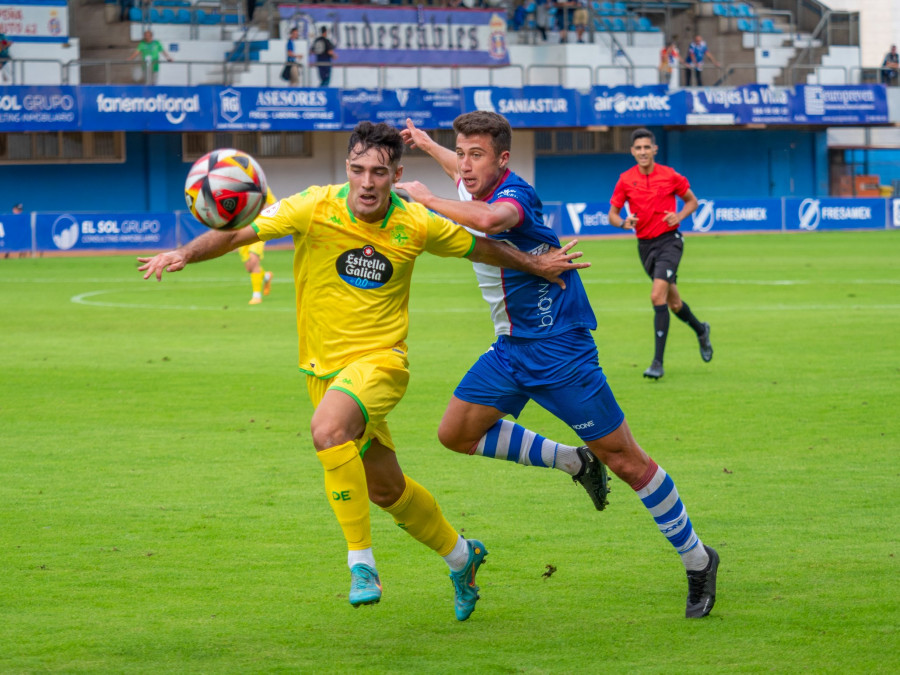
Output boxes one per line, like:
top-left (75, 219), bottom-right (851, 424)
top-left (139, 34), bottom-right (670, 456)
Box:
top-left (317, 441), bottom-right (371, 550)
top-left (250, 272), bottom-right (264, 294)
top-left (382, 476), bottom-right (458, 557)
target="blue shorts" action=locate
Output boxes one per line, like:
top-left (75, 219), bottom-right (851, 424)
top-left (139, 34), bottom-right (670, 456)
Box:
top-left (453, 328), bottom-right (625, 442)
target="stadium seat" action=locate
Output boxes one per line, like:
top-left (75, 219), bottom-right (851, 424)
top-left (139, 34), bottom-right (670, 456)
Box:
top-left (760, 18), bottom-right (781, 33)
top-left (637, 16), bottom-right (658, 32)
top-left (713, 4), bottom-right (728, 17)
top-left (593, 17), bottom-right (606, 31)
top-left (612, 1), bottom-right (626, 15)
top-left (610, 17), bottom-right (625, 31)
top-left (174, 8), bottom-right (191, 23)
top-left (597, 1), bottom-right (613, 15)
top-left (128, 6), bottom-right (142, 21)
top-left (161, 8), bottom-right (176, 23)
top-left (736, 3), bottom-right (753, 18)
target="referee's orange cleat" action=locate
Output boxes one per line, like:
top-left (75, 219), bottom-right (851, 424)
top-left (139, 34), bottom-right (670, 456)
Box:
top-left (263, 272), bottom-right (273, 296)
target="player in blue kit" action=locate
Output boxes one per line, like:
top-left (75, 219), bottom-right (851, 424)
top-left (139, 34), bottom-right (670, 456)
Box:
top-left (398, 112), bottom-right (719, 618)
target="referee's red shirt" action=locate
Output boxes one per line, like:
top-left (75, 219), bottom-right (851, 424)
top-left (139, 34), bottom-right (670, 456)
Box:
top-left (610, 163), bottom-right (690, 240)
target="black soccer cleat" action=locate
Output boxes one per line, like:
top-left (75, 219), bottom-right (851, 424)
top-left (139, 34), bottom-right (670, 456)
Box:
top-left (697, 322), bottom-right (713, 362)
top-left (643, 360), bottom-right (664, 380)
top-left (572, 446), bottom-right (610, 511)
top-left (685, 545), bottom-right (719, 618)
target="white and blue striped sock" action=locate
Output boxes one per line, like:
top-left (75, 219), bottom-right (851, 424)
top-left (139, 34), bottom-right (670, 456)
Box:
top-left (634, 461), bottom-right (709, 571)
top-left (472, 419), bottom-right (581, 475)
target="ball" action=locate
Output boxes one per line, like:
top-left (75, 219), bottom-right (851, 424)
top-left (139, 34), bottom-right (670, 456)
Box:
top-left (184, 149), bottom-right (268, 230)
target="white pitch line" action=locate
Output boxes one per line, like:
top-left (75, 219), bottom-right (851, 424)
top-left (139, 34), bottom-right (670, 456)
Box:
top-left (70, 289), bottom-right (900, 315)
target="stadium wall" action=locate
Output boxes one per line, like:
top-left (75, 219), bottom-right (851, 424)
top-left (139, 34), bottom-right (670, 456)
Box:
top-left (3, 197), bottom-right (898, 256)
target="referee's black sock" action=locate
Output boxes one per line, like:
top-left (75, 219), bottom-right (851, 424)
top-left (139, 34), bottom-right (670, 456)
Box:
top-left (674, 302), bottom-right (704, 334)
top-left (653, 304), bottom-right (669, 363)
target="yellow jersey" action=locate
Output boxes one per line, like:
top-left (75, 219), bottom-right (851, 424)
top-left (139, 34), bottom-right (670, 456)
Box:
top-left (252, 184), bottom-right (476, 377)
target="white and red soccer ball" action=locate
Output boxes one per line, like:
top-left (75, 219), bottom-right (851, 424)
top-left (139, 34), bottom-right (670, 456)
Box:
top-left (184, 148), bottom-right (268, 230)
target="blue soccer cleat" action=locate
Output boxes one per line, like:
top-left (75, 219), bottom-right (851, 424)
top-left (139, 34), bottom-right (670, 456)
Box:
top-left (348, 563), bottom-right (382, 607)
top-left (449, 539), bottom-right (488, 621)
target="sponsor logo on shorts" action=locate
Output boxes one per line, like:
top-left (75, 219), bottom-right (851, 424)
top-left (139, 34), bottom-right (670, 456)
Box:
top-left (573, 420), bottom-right (595, 430)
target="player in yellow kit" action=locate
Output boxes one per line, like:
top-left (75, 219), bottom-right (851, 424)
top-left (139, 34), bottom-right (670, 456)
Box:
top-left (137, 121), bottom-right (588, 620)
top-left (239, 187), bottom-right (276, 304)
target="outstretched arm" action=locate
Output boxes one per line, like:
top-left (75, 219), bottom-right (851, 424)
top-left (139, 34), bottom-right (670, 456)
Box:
top-left (137, 226), bottom-right (260, 280)
top-left (400, 118), bottom-right (459, 183)
top-left (469, 237), bottom-right (589, 290)
top-left (396, 179), bottom-right (519, 234)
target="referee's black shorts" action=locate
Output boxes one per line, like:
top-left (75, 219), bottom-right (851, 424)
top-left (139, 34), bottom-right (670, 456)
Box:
top-left (638, 229), bottom-right (684, 283)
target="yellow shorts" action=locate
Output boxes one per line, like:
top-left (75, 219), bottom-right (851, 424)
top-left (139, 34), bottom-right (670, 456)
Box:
top-left (573, 8), bottom-right (588, 25)
top-left (306, 346), bottom-right (410, 454)
top-left (239, 240), bottom-right (265, 263)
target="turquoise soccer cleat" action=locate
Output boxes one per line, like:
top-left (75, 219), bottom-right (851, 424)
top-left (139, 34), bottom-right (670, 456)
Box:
top-left (449, 539), bottom-right (488, 621)
top-left (348, 563), bottom-right (382, 607)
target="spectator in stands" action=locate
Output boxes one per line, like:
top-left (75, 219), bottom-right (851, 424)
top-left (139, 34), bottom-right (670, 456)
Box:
top-left (534, 0), bottom-right (550, 42)
top-left (128, 30), bottom-right (173, 85)
top-left (659, 37), bottom-right (683, 90)
top-left (12, 203), bottom-right (23, 214)
top-left (554, 0), bottom-right (576, 44)
top-left (685, 34), bottom-right (719, 87)
top-left (881, 45), bottom-right (898, 86)
top-left (0, 33), bottom-right (12, 85)
top-left (285, 27), bottom-right (302, 86)
top-left (572, 0), bottom-right (588, 43)
top-left (119, 0), bottom-right (136, 22)
top-left (310, 27), bottom-right (336, 87)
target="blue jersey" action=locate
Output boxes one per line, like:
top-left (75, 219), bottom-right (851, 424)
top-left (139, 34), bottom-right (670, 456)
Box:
top-left (465, 170), bottom-right (596, 338)
top-left (688, 41), bottom-right (708, 66)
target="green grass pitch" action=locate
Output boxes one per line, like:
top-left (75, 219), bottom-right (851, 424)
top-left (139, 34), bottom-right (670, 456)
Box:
top-left (0, 231), bottom-right (897, 673)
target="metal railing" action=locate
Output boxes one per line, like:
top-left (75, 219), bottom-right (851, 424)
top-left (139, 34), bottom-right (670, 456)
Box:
top-left (7, 57), bottom-right (883, 90)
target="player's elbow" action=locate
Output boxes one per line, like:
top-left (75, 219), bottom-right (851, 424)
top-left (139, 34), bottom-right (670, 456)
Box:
top-left (478, 214), bottom-right (516, 235)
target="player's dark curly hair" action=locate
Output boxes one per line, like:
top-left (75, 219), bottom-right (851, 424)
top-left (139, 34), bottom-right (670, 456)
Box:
top-left (631, 128), bottom-right (656, 145)
top-left (453, 111), bottom-right (512, 157)
top-left (348, 121), bottom-right (404, 165)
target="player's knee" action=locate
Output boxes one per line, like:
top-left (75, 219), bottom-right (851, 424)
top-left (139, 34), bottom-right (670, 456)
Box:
top-left (436, 422), bottom-right (470, 453)
top-left (310, 418), bottom-right (355, 451)
top-left (368, 480), bottom-right (403, 507)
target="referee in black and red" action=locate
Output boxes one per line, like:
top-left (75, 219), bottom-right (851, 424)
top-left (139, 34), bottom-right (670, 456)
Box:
top-left (608, 128), bottom-right (712, 380)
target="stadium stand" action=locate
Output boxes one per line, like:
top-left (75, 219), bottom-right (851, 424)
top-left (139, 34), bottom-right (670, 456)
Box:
top-left (3, 0), bottom-right (869, 89)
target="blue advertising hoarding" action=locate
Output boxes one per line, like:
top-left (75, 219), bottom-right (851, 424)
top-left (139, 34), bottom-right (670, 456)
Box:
top-left (80, 86), bottom-right (214, 131)
top-left (685, 85), bottom-right (792, 125)
top-left (340, 87), bottom-right (461, 129)
top-left (583, 85), bottom-right (684, 127)
top-left (34, 212), bottom-right (178, 252)
top-left (0, 86), bottom-right (80, 130)
top-left (463, 86), bottom-right (578, 127)
top-left (279, 4), bottom-right (510, 67)
top-left (0, 84), bottom-right (892, 132)
top-left (214, 86), bottom-right (341, 131)
top-left (0, 213), bottom-right (31, 252)
top-left (688, 198), bottom-right (783, 232)
top-left (792, 85), bottom-right (889, 125)
top-left (784, 197), bottom-right (887, 231)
